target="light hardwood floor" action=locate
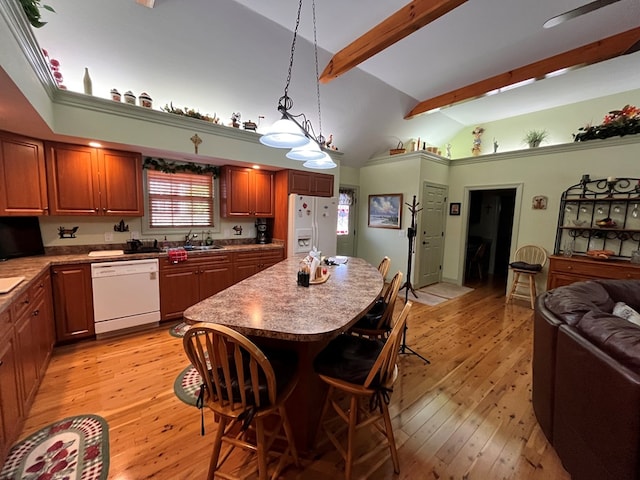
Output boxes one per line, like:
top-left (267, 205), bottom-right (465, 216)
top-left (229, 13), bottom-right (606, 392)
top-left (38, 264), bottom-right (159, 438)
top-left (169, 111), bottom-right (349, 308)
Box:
top-left (19, 279), bottom-right (571, 479)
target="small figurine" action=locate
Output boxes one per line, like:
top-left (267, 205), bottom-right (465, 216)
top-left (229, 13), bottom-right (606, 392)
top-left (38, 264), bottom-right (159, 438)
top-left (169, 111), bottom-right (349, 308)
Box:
top-left (231, 112), bottom-right (241, 128)
top-left (446, 143), bottom-right (452, 159)
top-left (58, 226), bottom-right (79, 239)
top-left (243, 120), bottom-right (257, 131)
top-left (471, 126), bottom-right (484, 156)
top-left (493, 138), bottom-right (498, 153)
top-left (232, 225), bottom-right (243, 235)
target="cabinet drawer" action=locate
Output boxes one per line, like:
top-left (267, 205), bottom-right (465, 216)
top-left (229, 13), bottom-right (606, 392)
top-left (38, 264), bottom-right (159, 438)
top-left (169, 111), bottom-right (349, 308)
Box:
top-left (11, 289), bottom-right (32, 320)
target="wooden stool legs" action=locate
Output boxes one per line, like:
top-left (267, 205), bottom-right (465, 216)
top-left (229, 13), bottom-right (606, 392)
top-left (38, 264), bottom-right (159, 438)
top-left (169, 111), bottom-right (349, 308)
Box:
top-left (506, 270), bottom-right (537, 309)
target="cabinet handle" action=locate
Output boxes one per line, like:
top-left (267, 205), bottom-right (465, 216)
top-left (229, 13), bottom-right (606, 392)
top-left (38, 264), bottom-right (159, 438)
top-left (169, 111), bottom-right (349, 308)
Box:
top-left (95, 208), bottom-right (99, 212)
top-left (566, 266), bottom-right (573, 270)
top-left (33, 309), bottom-right (40, 316)
top-left (103, 207), bottom-right (107, 212)
top-left (23, 298), bottom-right (30, 305)
top-left (0, 360), bottom-right (3, 367)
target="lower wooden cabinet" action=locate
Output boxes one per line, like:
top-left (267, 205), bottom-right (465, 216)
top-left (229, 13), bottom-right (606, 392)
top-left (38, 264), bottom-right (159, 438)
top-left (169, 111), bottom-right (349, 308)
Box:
top-left (159, 253), bottom-right (234, 321)
top-left (0, 271), bottom-right (54, 466)
top-left (51, 264), bottom-right (95, 342)
top-left (233, 249), bottom-right (285, 284)
top-left (0, 311), bottom-right (22, 464)
top-left (547, 255), bottom-right (640, 289)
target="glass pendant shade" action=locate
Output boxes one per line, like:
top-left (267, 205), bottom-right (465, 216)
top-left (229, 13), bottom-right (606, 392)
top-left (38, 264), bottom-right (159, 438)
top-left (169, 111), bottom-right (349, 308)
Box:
top-left (303, 152), bottom-right (336, 169)
top-left (259, 116), bottom-right (310, 148)
top-left (286, 141), bottom-right (325, 161)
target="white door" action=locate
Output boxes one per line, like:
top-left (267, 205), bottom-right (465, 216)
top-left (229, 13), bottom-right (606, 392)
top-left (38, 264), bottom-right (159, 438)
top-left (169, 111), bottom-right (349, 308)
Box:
top-left (417, 183), bottom-right (446, 288)
top-left (337, 187), bottom-right (357, 257)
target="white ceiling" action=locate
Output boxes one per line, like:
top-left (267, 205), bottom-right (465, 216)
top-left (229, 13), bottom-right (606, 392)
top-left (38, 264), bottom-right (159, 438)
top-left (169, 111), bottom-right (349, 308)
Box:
top-left (12, 0), bottom-right (640, 167)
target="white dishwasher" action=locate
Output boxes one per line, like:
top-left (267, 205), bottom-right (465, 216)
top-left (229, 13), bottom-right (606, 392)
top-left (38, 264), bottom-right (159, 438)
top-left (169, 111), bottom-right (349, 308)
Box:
top-left (91, 259), bottom-right (160, 335)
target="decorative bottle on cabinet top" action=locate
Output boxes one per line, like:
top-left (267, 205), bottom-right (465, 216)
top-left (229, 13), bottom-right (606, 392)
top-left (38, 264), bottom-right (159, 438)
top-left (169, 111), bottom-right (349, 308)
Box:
top-left (83, 67), bottom-right (92, 95)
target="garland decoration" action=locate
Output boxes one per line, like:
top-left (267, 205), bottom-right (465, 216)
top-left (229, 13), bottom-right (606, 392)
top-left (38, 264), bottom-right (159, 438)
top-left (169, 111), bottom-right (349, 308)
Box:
top-left (161, 103), bottom-right (220, 124)
top-left (573, 105), bottom-right (640, 142)
top-left (143, 157), bottom-right (219, 177)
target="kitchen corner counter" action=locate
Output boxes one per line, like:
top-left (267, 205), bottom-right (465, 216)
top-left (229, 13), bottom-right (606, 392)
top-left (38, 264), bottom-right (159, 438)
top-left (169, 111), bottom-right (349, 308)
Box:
top-left (0, 243), bottom-right (284, 315)
top-left (183, 256), bottom-right (383, 342)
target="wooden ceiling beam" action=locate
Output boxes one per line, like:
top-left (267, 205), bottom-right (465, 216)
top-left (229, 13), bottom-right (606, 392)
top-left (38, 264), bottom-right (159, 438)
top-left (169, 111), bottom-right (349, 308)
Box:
top-left (319, 0), bottom-right (467, 84)
top-left (405, 26), bottom-right (640, 119)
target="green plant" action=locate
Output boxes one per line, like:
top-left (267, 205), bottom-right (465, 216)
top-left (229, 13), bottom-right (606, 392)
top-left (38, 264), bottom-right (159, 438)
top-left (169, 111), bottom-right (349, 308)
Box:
top-left (523, 129), bottom-right (548, 148)
top-left (19, 0), bottom-right (54, 28)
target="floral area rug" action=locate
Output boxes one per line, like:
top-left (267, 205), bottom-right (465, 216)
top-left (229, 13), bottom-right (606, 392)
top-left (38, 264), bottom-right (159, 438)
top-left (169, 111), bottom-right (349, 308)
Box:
top-left (173, 365), bottom-right (201, 407)
top-left (169, 321), bottom-right (189, 338)
top-left (0, 414), bottom-right (109, 480)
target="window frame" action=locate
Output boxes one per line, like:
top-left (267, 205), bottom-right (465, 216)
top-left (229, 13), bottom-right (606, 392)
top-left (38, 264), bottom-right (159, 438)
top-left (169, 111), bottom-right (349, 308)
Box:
top-left (141, 169), bottom-right (221, 236)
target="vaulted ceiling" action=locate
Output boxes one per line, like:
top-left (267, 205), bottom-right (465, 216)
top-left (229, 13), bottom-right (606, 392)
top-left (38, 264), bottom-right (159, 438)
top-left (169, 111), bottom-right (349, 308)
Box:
top-left (12, 0), bottom-right (640, 167)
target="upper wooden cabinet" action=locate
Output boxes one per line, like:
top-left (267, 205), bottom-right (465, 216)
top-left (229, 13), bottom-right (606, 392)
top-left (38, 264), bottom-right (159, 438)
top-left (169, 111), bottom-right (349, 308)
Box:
top-left (288, 170), bottom-right (334, 197)
top-left (220, 166), bottom-right (275, 217)
top-left (46, 142), bottom-right (143, 216)
top-left (0, 132), bottom-right (48, 216)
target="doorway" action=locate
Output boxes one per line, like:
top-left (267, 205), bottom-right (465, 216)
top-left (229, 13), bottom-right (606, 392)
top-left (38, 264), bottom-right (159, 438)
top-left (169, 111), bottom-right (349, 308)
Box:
top-left (463, 188), bottom-right (516, 289)
top-left (336, 186), bottom-right (357, 257)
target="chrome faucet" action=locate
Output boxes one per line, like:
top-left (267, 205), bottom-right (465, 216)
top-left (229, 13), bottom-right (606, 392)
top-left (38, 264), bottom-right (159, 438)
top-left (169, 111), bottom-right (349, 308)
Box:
top-left (184, 230), bottom-right (198, 246)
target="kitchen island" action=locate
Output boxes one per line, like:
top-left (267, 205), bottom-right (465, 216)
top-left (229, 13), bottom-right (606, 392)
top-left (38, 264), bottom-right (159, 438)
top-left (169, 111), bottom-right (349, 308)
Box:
top-left (183, 255), bottom-right (384, 449)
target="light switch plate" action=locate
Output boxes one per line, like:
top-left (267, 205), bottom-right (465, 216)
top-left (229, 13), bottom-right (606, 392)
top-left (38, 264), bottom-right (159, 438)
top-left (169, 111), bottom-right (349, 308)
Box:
top-left (104, 232), bottom-right (114, 242)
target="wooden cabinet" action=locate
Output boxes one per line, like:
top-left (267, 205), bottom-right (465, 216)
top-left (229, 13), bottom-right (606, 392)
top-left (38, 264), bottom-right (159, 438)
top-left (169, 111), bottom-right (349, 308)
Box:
top-left (547, 255), bottom-right (640, 289)
top-left (0, 271), bottom-right (54, 463)
top-left (0, 131), bottom-right (48, 215)
top-left (0, 310), bottom-right (22, 464)
top-left (46, 142), bottom-right (143, 216)
top-left (51, 264), bottom-right (95, 342)
top-left (233, 249), bottom-right (284, 284)
top-left (288, 170), bottom-right (334, 197)
top-left (159, 252), bottom-right (234, 321)
top-left (220, 166), bottom-right (275, 217)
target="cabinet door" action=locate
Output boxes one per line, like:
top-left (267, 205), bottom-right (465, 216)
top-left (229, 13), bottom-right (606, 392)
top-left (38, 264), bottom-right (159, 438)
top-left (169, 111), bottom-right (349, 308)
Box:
top-left (199, 263), bottom-right (235, 299)
top-left (0, 326), bottom-right (22, 462)
top-left (253, 170), bottom-right (275, 217)
top-left (15, 311), bottom-right (38, 408)
top-left (289, 170), bottom-right (312, 195)
top-left (312, 173), bottom-right (334, 197)
top-left (233, 262), bottom-right (258, 284)
top-left (0, 133), bottom-right (48, 215)
top-left (159, 263), bottom-right (200, 321)
top-left (222, 167), bottom-right (252, 217)
top-left (98, 149), bottom-right (143, 216)
top-left (52, 264), bottom-right (95, 342)
top-left (32, 273), bottom-right (54, 377)
top-left (46, 143), bottom-right (100, 215)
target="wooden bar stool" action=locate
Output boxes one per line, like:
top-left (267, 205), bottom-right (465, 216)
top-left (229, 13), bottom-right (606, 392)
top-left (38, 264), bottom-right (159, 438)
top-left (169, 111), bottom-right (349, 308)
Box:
top-left (348, 271), bottom-right (402, 339)
top-left (183, 323), bottom-right (300, 480)
top-left (313, 301), bottom-right (413, 480)
top-left (506, 245), bottom-right (548, 309)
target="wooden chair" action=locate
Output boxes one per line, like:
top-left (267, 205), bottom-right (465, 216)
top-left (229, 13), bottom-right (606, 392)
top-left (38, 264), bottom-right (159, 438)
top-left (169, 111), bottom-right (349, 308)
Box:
top-left (506, 245), bottom-right (548, 309)
top-left (377, 256), bottom-right (391, 282)
top-left (183, 323), bottom-right (299, 480)
top-left (348, 271), bottom-right (402, 339)
top-left (313, 301), bottom-right (413, 480)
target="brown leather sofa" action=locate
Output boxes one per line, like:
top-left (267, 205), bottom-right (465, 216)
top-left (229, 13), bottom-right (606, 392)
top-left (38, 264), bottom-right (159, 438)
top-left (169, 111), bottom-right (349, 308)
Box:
top-left (533, 279), bottom-right (640, 480)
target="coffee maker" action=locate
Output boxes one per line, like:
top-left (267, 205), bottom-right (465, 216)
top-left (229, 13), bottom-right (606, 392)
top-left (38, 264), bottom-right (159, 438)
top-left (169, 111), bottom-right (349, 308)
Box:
top-left (255, 218), bottom-right (269, 244)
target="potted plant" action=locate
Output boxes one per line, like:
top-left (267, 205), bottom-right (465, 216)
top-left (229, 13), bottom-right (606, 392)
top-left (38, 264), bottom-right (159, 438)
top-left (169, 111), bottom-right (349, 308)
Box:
top-left (18, 0), bottom-right (54, 28)
top-left (523, 129), bottom-right (548, 148)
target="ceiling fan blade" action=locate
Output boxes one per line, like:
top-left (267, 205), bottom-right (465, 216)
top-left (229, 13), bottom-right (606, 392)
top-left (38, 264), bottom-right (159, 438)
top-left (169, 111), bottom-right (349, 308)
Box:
top-left (544, 0), bottom-right (622, 28)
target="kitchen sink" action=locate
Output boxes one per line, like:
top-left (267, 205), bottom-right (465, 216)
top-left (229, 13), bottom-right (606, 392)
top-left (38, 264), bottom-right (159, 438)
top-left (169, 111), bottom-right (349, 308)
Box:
top-left (184, 245), bottom-right (223, 251)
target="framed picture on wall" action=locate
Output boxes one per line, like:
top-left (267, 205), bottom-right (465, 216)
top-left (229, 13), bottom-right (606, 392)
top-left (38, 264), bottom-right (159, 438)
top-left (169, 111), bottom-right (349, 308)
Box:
top-left (368, 194), bottom-right (403, 229)
top-left (449, 202), bottom-right (461, 216)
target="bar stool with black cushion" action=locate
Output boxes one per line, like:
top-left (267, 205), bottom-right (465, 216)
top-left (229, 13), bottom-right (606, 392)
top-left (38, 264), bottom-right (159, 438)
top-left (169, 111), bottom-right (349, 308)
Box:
top-left (348, 271), bottom-right (402, 339)
top-left (313, 301), bottom-right (412, 480)
top-left (183, 323), bottom-right (300, 480)
top-left (506, 245), bottom-right (548, 309)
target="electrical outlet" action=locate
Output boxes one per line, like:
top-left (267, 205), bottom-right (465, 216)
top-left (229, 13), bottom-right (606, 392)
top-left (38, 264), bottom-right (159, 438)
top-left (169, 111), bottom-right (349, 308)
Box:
top-left (104, 232), bottom-right (114, 242)
top-left (131, 231), bottom-right (140, 240)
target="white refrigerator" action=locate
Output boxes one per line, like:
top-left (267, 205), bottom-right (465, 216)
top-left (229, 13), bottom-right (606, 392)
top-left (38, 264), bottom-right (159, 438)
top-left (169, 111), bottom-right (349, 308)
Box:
top-left (288, 194), bottom-right (338, 258)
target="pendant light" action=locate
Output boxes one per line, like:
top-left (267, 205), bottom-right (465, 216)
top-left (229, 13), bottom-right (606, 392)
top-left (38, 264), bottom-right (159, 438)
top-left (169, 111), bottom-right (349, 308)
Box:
top-left (260, 0), bottom-right (336, 169)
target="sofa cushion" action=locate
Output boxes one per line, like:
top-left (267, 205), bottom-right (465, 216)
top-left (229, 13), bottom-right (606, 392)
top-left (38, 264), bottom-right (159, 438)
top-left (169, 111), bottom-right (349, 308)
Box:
top-left (597, 279), bottom-right (640, 311)
top-left (613, 302), bottom-right (640, 327)
top-left (577, 310), bottom-right (640, 372)
top-left (544, 281), bottom-right (616, 326)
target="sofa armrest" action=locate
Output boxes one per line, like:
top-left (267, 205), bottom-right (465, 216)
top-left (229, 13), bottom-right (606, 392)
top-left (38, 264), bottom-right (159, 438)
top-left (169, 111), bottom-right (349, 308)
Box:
top-left (532, 293), bottom-right (564, 442)
top-left (554, 325), bottom-right (640, 480)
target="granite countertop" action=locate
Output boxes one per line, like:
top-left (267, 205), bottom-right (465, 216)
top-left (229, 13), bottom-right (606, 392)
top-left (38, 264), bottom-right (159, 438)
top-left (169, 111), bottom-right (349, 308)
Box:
top-left (183, 256), bottom-right (383, 342)
top-left (0, 242), bottom-right (284, 315)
